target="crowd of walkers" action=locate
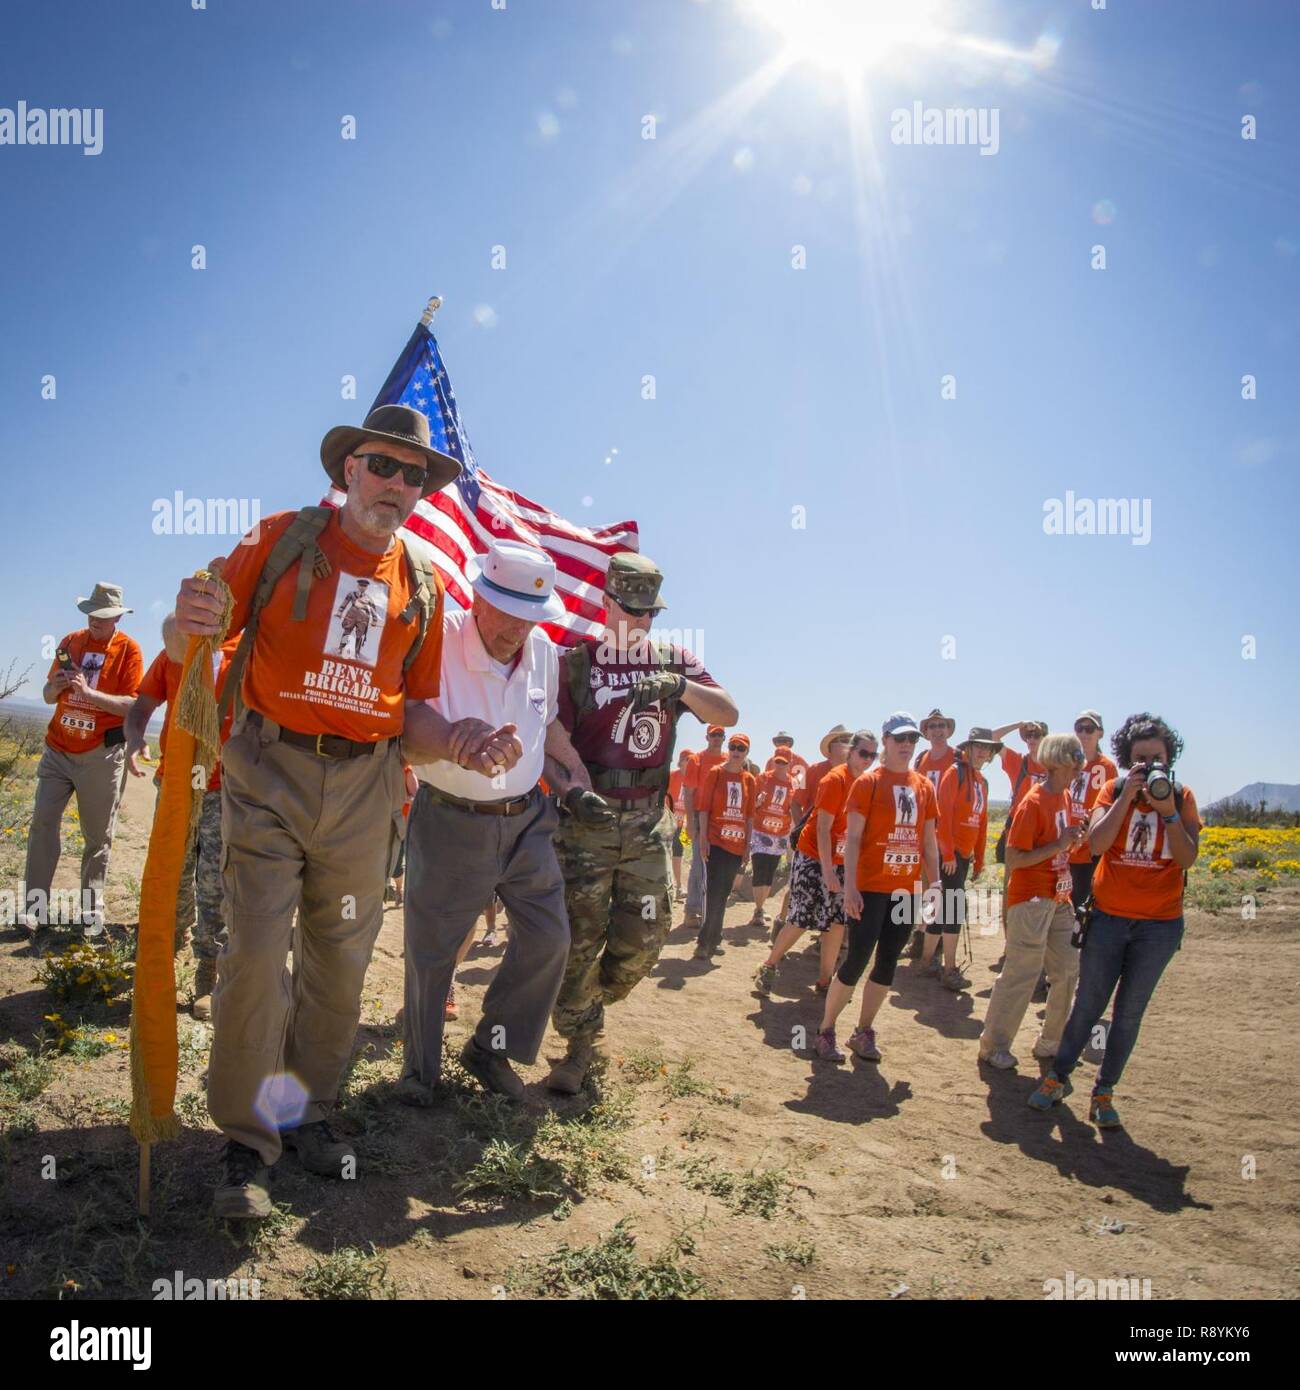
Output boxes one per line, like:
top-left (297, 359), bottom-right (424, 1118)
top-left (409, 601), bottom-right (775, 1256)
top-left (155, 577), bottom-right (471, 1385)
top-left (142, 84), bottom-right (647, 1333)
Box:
top-left (9, 400), bottom-right (1200, 1218)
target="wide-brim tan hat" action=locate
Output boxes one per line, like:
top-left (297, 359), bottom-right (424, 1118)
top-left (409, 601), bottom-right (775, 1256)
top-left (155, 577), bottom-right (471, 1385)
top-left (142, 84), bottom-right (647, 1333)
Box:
top-left (958, 726), bottom-right (1004, 756)
top-left (819, 723), bottom-right (851, 758)
top-left (923, 707), bottom-right (957, 737)
top-left (320, 404), bottom-right (461, 498)
top-left (77, 582), bottom-right (132, 619)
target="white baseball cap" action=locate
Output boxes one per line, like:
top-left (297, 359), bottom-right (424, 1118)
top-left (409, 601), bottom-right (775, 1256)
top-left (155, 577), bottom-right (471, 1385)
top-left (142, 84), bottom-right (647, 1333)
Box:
top-left (468, 540), bottom-right (566, 623)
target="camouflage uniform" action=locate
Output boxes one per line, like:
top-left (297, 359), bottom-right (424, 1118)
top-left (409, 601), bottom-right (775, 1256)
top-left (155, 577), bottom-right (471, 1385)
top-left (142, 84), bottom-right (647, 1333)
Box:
top-left (154, 782), bottom-right (226, 958)
top-left (552, 804), bottom-right (673, 1042)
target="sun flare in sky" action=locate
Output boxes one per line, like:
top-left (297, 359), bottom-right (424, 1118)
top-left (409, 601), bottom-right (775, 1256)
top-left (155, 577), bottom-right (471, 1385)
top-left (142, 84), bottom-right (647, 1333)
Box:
top-left (739, 0), bottom-right (959, 78)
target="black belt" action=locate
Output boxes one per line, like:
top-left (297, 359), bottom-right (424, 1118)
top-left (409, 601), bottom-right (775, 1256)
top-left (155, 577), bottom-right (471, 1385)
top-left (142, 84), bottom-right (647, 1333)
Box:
top-left (246, 710), bottom-right (389, 761)
top-left (425, 783), bottom-right (534, 817)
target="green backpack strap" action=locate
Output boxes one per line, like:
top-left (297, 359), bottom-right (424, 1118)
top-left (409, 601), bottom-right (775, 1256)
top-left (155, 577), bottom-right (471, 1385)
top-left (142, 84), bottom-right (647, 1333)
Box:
top-left (565, 639), bottom-right (594, 720)
top-left (217, 505), bottom-right (333, 725)
top-left (399, 540), bottom-right (439, 675)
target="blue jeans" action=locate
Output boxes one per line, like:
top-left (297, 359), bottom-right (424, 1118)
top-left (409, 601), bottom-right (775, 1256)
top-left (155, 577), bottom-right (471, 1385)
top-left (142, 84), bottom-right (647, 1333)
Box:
top-left (1053, 911), bottom-right (1183, 1090)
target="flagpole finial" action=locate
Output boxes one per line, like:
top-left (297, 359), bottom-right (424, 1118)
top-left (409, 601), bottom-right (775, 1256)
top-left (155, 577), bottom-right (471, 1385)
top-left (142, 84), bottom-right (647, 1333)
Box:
top-left (420, 295), bottom-right (442, 327)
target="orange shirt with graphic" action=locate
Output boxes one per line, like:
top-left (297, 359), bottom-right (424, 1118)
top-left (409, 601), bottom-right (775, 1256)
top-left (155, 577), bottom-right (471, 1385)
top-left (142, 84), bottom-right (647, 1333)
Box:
top-left (698, 765), bottom-right (755, 853)
top-left (137, 649), bottom-right (183, 775)
top-left (937, 762), bottom-right (989, 868)
top-left (753, 772), bottom-right (796, 839)
top-left (1005, 783), bottom-right (1073, 908)
top-left (1067, 753), bottom-right (1118, 863)
top-left (218, 510), bottom-right (443, 741)
top-left (1091, 780), bottom-right (1201, 921)
top-left (1001, 746), bottom-right (1047, 811)
top-left (45, 628), bottom-right (144, 755)
top-left (915, 745), bottom-right (956, 799)
top-left (765, 751), bottom-right (808, 804)
top-left (846, 767), bottom-right (938, 894)
top-left (798, 757), bottom-right (835, 820)
top-left (796, 761), bottom-right (858, 864)
top-left (684, 749), bottom-right (725, 809)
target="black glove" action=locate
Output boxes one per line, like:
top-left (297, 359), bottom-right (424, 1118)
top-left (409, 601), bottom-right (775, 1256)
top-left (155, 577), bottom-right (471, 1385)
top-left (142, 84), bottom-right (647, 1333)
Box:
top-left (564, 786), bottom-right (616, 824)
top-left (627, 671), bottom-right (687, 713)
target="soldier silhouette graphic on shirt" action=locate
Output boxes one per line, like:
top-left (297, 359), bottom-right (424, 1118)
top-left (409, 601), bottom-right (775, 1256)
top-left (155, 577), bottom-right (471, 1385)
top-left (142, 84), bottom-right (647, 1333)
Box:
top-left (895, 785), bottom-right (917, 826)
top-left (334, 577), bottom-right (385, 662)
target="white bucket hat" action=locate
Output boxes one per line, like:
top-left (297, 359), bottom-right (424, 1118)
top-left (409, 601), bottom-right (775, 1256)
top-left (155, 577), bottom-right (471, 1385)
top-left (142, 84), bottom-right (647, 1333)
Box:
top-left (468, 540), bottom-right (566, 623)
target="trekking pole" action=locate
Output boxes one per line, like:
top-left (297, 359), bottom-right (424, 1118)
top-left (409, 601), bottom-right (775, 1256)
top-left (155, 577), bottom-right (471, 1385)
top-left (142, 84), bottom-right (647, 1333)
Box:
top-left (138, 1142), bottom-right (151, 1217)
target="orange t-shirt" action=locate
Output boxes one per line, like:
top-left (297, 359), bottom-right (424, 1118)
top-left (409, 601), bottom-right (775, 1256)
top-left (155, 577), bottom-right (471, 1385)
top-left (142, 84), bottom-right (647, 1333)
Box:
top-left (218, 510), bottom-right (443, 741)
top-left (138, 648), bottom-right (183, 775)
top-left (667, 769), bottom-right (686, 815)
top-left (1091, 780), bottom-right (1201, 921)
top-left (1001, 746), bottom-right (1047, 811)
top-left (44, 628), bottom-right (144, 755)
top-left (846, 767), bottom-right (938, 893)
top-left (796, 761), bottom-right (857, 863)
top-left (697, 765), bottom-right (755, 853)
top-left (937, 762), bottom-right (989, 865)
top-left (798, 757), bottom-right (835, 820)
top-left (1005, 782), bottom-right (1073, 908)
top-left (753, 772), bottom-right (796, 839)
top-left (915, 745), bottom-right (956, 799)
top-left (1067, 754), bottom-right (1119, 863)
top-left (684, 749), bottom-right (725, 808)
top-left (765, 750), bottom-right (808, 796)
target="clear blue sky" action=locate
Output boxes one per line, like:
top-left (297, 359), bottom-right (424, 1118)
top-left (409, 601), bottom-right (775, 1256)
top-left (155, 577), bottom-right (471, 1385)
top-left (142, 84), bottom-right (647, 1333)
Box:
top-left (1, 0), bottom-right (1296, 803)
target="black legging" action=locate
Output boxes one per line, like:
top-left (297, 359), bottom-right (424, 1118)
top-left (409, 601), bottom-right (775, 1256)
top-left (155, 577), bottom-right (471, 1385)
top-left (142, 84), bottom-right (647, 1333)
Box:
top-left (699, 847), bottom-right (743, 955)
top-left (837, 890), bottom-right (914, 988)
top-left (926, 853), bottom-right (970, 936)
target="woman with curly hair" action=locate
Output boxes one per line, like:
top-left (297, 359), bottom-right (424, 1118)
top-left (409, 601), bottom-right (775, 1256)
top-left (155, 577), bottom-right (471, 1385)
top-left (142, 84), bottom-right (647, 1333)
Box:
top-left (1029, 713), bottom-right (1201, 1129)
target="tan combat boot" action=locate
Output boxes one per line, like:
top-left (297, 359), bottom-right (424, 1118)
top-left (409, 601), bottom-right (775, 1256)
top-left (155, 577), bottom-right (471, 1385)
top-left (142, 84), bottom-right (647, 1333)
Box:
top-left (192, 958), bottom-right (217, 1021)
top-left (546, 1032), bottom-right (606, 1095)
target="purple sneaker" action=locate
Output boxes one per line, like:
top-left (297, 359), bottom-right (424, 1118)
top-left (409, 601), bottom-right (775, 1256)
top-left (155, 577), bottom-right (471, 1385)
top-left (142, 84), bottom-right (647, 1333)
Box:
top-left (813, 1028), bottom-right (845, 1062)
top-left (848, 1027), bottom-right (881, 1062)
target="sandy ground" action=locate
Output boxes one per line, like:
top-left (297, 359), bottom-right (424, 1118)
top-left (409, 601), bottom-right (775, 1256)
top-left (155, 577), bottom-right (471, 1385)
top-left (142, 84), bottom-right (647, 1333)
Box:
top-left (2, 766), bottom-right (1298, 1300)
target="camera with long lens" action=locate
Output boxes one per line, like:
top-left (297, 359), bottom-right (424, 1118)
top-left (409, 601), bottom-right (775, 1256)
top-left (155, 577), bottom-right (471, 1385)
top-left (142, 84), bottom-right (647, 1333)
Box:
top-left (1135, 760), bottom-right (1173, 801)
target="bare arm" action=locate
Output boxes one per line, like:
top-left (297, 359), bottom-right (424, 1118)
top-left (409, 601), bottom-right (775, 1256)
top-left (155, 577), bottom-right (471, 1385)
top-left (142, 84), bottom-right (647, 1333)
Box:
top-left (543, 719), bottom-right (591, 793)
top-left (923, 821), bottom-right (941, 888)
top-left (681, 681), bottom-right (738, 728)
top-left (816, 809), bottom-right (836, 886)
top-left (842, 810), bottom-right (865, 919)
top-left (402, 701), bottom-right (520, 777)
top-left (125, 693), bottom-right (162, 777)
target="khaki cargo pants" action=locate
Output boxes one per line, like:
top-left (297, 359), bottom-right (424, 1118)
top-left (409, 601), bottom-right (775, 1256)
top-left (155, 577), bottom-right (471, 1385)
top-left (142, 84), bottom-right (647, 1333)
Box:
top-left (23, 739), bottom-right (126, 926)
top-left (980, 897), bottom-right (1080, 1058)
top-left (207, 715), bottom-right (403, 1165)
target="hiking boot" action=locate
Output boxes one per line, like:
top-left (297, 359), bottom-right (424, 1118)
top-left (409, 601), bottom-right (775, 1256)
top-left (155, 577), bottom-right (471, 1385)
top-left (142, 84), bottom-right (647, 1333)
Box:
top-left (459, 1038), bottom-right (524, 1100)
top-left (192, 958), bottom-right (217, 1021)
top-left (752, 962), bottom-right (777, 996)
top-left (750, 907), bottom-right (768, 928)
top-left (916, 954), bottom-right (941, 979)
top-left (813, 1028), bottom-right (844, 1062)
top-left (905, 929), bottom-right (926, 960)
top-left (1028, 1073), bottom-right (1074, 1111)
top-left (814, 977), bottom-right (831, 995)
top-left (1089, 1090), bottom-right (1122, 1128)
top-left (546, 1036), bottom-right (595, 1095)
top-left (692, 946), bottom-right (711, 961)
top-left (395, 1075), bottom-right (436, 1108)
top-left (213, 1141), bottom-right (273, 1219)
top-left (282, 1120), bottom-right (355, 1178)
top-left (847, 1027), bottom-right (881, 1062)
top-left (979, 1048), bottom-right (1019, 1071)
top-left (941, 967), bottom-right (968, 993)
top-left (1032, 1039), bottom-right (1059, 1061)
top-left (444, 984), bottom-right (458, 1021)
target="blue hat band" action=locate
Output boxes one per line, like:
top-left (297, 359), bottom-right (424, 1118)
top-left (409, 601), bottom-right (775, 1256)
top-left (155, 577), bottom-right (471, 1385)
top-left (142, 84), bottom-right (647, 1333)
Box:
top-left (480, 573), bottom-right (551, 605)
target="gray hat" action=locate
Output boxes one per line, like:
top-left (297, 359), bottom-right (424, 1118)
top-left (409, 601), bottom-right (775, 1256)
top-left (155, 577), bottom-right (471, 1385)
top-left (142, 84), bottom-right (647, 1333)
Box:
top-left (958, 726), bottom-right (1004, 755)
top-left (772, 731), bottom-right (795, 745)
top-left (77, 582), bottom-right (132, 620)
top-left (604, 551), bottom-right (666, 612)
top-left (1073, 709), bottom-right (1104, 732)
top-left (320, 404), bottom-right (462, 498)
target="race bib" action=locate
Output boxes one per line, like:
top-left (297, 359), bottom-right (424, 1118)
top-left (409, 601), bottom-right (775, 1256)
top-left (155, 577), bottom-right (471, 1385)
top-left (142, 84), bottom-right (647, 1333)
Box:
top-left (1055, 871), bottom-right (1073, 900)
top-left (60, 711), bottom-right (96, 735)
top-left (761, 815), bottom-right (786, 835)
top-left (884, 850), bottom-right (920, 869)
top-left (834, 834), bottom-right (846, 858)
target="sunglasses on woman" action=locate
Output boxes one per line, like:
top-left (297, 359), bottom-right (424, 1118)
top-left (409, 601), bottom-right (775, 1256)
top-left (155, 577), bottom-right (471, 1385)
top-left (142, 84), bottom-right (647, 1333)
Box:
top-left (1074, 723), bottom-right (1099, 735)
top-left (358, 452), bottom-right (429, 489)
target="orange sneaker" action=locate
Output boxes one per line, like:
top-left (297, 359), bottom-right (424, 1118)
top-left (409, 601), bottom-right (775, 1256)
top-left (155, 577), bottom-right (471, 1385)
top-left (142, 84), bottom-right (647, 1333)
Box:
top-left (444, 986), bottom-right (458, 1021)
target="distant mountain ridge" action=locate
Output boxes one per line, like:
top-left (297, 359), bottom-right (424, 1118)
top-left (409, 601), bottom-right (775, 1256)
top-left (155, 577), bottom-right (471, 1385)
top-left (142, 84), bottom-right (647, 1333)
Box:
top-left (1215, 783), bottom-right (1300, 812)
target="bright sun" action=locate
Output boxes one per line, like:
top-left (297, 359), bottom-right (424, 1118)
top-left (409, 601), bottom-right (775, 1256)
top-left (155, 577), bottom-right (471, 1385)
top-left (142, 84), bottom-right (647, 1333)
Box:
top-left (741, 0), bottom-right (957, 77)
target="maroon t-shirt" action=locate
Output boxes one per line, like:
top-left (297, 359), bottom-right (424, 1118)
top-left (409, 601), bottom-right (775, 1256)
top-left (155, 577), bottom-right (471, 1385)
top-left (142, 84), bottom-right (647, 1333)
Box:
top-left (559, 639), bottom-right (717, 801)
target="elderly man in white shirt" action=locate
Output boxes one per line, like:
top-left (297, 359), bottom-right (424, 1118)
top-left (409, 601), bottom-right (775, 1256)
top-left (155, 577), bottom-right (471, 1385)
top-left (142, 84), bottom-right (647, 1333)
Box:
top-left (398, 539), bottom-right (596, 1103)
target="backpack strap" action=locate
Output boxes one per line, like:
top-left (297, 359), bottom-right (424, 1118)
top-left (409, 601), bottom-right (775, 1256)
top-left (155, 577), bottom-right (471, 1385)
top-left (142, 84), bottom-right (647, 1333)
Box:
top-left (398, 539), bottom-right (439, 675)
top-left (218, 506), bottom-right (333, 725)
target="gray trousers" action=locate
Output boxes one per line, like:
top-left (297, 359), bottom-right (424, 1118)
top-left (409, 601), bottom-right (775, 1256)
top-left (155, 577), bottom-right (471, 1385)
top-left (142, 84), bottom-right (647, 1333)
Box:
top-left (402, 784), bottom-right (569, 1086)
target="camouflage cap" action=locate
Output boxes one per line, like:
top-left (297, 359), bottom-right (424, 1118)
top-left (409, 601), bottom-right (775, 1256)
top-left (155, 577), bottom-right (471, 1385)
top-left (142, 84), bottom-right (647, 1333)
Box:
top-left (604, 551), bottom-right (667, 612)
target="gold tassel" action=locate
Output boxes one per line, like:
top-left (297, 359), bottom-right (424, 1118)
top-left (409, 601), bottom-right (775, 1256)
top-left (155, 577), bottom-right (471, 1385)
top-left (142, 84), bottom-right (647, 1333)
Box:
top-left (174, 571), bottom-right (234, 837)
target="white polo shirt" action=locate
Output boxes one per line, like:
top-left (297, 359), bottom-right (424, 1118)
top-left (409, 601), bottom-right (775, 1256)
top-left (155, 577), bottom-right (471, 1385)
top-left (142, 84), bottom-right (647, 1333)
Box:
top-left (414, 607), bottom-right (558, 801)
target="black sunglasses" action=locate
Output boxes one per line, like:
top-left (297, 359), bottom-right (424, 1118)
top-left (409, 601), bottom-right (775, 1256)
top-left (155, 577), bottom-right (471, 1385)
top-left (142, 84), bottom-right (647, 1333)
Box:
top-left (1074, 723), bottom-right (1099, 735)
top-left (892, 733), bottom-right (920, 744)
top-left (358, 452), bottom-right (429, 489)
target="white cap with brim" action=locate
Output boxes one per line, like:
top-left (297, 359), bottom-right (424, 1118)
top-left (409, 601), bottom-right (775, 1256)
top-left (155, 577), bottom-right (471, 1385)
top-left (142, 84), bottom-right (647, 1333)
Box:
top-left (468, 541), bottom-right (566, 623)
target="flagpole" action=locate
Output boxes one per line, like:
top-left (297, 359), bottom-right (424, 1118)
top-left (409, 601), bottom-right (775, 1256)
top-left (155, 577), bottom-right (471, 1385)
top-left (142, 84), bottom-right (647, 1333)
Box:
top-left (420, 294), bottom-right (442, 326)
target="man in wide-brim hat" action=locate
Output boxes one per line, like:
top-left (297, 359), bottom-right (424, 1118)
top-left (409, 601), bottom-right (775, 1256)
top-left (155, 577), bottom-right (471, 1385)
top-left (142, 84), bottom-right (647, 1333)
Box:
top-left (19, 583), bottom-right (143, 937)
top-left (176, 402), bottom-right (521, 1219)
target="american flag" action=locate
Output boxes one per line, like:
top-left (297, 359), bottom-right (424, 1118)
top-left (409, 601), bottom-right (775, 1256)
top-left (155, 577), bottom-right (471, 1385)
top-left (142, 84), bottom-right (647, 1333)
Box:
top-left (325, 317), bottom-right (638, 645)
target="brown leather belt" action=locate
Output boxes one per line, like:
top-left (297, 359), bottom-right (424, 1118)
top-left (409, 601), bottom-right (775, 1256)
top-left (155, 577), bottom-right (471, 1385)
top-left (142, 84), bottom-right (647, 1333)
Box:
top-left (246, 710), bottom-right (388, 761)
top-left (425, 783), bottom-right (534, 817)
